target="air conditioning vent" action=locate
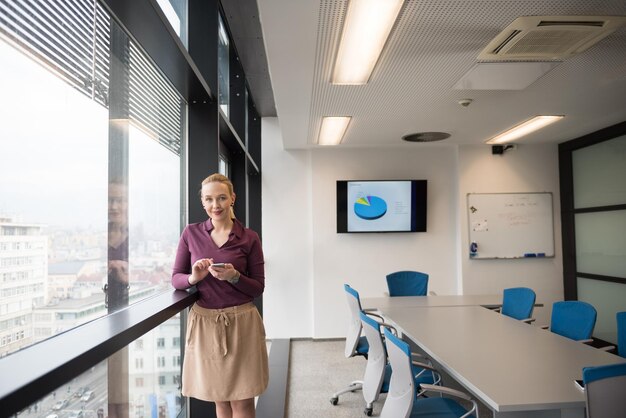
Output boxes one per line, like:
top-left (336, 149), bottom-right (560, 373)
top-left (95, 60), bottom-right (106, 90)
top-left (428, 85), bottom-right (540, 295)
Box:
top-left (478, 16), bottom-right (626, 61)
top-left (537, 21), bottom-right (605, 27)
top-left (492, 30), bottom-right (522, 54)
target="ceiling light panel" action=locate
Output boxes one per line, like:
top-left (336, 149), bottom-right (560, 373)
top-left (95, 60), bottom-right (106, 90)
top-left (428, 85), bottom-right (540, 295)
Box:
top-left (486, 116), bottom-right (564, 144)
top-left (318, 116), bottom-right (351, 145)
top-left (332, 0), bottom-right (404, 84)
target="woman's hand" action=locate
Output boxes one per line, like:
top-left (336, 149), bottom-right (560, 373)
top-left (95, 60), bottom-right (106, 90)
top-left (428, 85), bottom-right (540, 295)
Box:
top-left (189, 258), bottom-right (212, 285)
top-left (209, 262), bottom-right (239, 282)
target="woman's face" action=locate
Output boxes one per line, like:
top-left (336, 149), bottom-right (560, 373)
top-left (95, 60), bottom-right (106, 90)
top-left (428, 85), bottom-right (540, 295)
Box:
top-left (109, 183), bottom-right (128, 226)
top-left (201, 182), bottom-right (235, 221)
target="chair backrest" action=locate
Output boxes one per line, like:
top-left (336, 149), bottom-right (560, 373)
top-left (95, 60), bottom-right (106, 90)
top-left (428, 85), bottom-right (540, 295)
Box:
top-left (550, 301), bottom-right (597, 341)
top-left (385, 271), bottom-right (429, 297)
top-left (360, 311), bottom-right (387, 404)
top-left (501, 287), bottom-right (536, 320)
top-left (380, 327), bottom-right (415, 418)
top-left (583, 362), bottom-right (626, 418)
top-left (344, 284), bottom-right (364, 357)
top-left (617, 311), bottom-right (626, 358)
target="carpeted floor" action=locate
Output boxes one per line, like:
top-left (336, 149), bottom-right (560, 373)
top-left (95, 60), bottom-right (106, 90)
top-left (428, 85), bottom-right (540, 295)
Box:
top-left (286, 339), bottom-right (377, 417)
top-left (285, 339), bottom-right (494, 418)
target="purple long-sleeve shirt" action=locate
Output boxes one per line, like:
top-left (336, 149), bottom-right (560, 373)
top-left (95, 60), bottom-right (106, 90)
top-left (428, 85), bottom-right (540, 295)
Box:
top-left (171, 218), bottom-right (265, 309)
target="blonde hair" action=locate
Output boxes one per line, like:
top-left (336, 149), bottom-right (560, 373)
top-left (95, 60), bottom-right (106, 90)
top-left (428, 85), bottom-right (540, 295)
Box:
top-left (200, 173), bottom-right (236, 219)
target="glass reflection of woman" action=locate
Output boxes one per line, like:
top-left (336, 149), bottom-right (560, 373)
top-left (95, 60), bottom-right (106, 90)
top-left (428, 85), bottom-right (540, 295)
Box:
top-left (172, 173), bottom-right (268, 418)
top-left (107, 180), bottom-right (129, 418)
top-left (108, 181), bottom-right (129, 309)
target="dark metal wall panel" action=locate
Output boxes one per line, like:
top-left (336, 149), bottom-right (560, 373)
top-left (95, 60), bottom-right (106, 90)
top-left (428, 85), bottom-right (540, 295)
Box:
top-left (188, 101), bottom-right (220, 224)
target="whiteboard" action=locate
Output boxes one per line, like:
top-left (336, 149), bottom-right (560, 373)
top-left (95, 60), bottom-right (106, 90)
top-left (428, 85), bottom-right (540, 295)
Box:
top-left (467, 193), bottom-right (554, 259)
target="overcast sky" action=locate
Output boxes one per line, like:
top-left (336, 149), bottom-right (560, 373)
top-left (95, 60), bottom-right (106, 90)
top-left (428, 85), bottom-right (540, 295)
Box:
top-left (0, 39), bottom-right (180, 241)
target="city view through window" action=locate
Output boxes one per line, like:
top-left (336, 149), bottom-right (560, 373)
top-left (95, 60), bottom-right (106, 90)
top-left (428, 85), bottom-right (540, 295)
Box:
top-left (0, 11), bottom-right (184, 417)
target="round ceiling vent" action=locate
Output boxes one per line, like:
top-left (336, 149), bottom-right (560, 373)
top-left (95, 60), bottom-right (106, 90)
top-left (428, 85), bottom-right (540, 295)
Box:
top-left (402, 132), bottom-right (451, 142)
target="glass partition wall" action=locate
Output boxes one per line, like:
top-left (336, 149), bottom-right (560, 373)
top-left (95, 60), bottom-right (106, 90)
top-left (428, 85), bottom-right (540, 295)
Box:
top-left (0, 1), bottom-right (263, 417)
top-left (560, 123), bottom-right (626, 345)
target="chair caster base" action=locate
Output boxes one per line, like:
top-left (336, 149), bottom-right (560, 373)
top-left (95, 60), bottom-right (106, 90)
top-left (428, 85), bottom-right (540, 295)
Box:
top-left (330, 397), bottom-right (338, 406)
top-left (364, 407), bottom-right (373, 416)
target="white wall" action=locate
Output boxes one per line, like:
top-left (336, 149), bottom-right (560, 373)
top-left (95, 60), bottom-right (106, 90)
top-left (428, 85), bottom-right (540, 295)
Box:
top-left (261, 118), bottom-right (313, 338)
top-left (309, 147), bottom-right (459, 337)
top-left (262, 119), bottom-right (564, 337)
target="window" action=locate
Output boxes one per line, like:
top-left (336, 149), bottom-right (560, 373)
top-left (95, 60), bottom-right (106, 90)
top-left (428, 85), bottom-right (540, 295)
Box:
top-left (159, 375), bottom-right (166, 385)
top-left (155, 0), bottom-right (188, 47)
top-left (157, 356), bottom-right (166, 367)
top-left (172, 337), bottom-right (180, 347)
top-left (0, 0), bottom-right (264, 416)
top-left (0, 0), bottom-right (184, 357)
top-left (217, 14), bottom-right (230, 117)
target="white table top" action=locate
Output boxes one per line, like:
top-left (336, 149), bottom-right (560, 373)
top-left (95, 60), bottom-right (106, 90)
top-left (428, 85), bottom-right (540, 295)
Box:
top-left (380, 305), bottom-right (624, 414)
top-left (361, 294), bottom-right (505, 310)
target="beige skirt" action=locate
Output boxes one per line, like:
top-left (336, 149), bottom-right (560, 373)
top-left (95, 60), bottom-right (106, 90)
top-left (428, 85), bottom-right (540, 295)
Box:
top-left (182, 302), bottom-right (269, 402)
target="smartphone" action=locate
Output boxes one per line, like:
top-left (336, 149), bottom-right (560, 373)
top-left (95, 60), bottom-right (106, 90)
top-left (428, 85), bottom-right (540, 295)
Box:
top-left (211, 263), bottom-right (226, 268)
top-left (574, 379), bottom-right (585, 391)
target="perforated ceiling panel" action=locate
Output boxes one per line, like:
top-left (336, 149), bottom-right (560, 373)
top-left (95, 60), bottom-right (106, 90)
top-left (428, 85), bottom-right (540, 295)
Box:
top-left (301, 0), bottom-right (626, 147)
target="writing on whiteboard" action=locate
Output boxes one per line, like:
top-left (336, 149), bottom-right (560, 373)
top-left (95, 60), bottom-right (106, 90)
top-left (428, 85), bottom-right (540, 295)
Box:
top-left (467, 193), bottom-right (554, 259)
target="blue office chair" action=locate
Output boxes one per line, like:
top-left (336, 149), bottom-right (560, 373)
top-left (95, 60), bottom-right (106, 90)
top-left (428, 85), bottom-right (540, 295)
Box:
top-left (359, 311), bottom-right (440, 416)
top-left (617, 311), bottom-right (626, 358)
top-left (599, 311), bottom-right (626, 355)
top-left (330, 284), bottom-right (379, 406)
top-left (500, 287), bottom-right (536, 323)
top-left (582, 362), bottom-right (626, 418)
top-left (386, 271), bottom-right (429, 297)
top-left (381, 327), bottom-right (478, 418)
top-left (546, 301), bottom-right (597, 343)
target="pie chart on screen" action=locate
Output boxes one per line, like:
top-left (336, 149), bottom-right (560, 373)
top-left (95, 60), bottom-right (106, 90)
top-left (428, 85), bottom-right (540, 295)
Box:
top-left (354, 196), bottom-right (387, 220)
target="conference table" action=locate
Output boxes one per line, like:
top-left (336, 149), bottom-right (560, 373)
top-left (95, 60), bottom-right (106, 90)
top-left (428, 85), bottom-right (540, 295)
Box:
top-left (364, 297), bottom-right (624, 418)
top-left (361, 294), bottom-right (506, 310)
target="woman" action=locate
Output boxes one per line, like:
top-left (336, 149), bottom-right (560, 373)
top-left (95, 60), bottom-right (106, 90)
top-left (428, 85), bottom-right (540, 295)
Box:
top-left (172, 173), bottom-right (268, 418)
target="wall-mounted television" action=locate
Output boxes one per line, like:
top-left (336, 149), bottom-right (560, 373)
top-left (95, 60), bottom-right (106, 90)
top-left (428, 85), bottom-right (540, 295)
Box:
top-left (337, 180), bottom-right (427, 233)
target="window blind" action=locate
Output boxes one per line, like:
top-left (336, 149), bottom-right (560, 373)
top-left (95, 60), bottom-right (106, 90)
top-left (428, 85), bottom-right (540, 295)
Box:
top-left (0, 0), bottom-right (182, 155)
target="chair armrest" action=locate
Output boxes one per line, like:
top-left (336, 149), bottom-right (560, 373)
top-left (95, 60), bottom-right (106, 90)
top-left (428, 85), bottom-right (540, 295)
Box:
top-left (364, 311), bottom-right (385, 321)
top-left (579, 339), bottom-right (594, 344)
top-left (411, 360), bottom-right (437, 372)
top-left (362, 307), bottom-right (378, 313)
top-left (377, 322), bottom-right (398, 335)
top-left (411, 352), bottom-right (427, 361)
top-left (419, 384), bottom-right (472, 401)
top-left (599, 345), bottom-right (616, 352)
top-left (522, 318), bottom-right (536, 324)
